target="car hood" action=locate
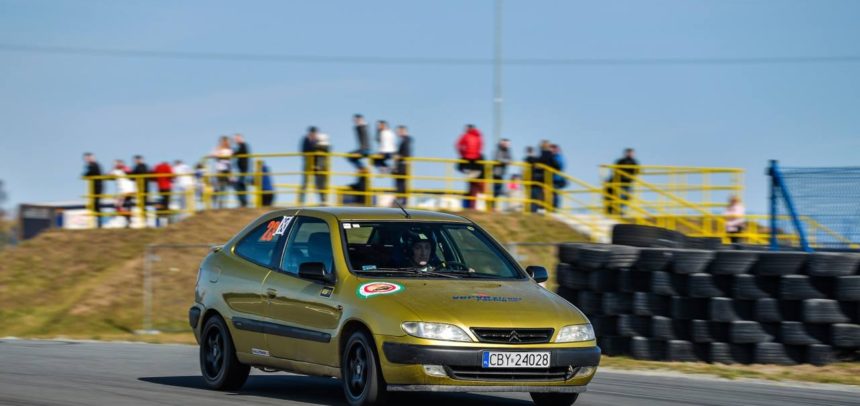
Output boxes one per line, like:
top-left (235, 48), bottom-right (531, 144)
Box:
top-left (367, 278), bottom-right (588, 328)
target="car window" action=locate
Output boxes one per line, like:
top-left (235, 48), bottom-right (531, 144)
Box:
top-left (234, 216), bottom-right (293, 268)
top-left (342, 222), bottom-right (521, 279)
top-left (281, 217), bottom-right (333, 275)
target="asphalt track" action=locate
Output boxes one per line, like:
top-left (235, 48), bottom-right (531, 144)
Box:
top-left (1, 339), bottom-right (858, 406)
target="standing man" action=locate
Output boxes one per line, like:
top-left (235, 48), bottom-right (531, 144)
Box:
top-left (456, 124), bottom-right (484, 173)
top-left (393, 125), bottom-right (413, 206)
top-left (492, 138), bottom-right (512, 204)
top-left (374, 120), bottom-right (396, 172)
top-left (260, 160), bottom-right (275, 207)
top-left (551, 144), bottom-right (566, 209)
top-left (83, 153), bottom-right (103, 228)
top-left (232, 134), bottom-right (251, 208)
top-left (172, 159), bottom-right (195, 214)
top-left (131, 155), bottom-right (150, 206)
top-left (348, 114), bottom-right (371, 170)
top-left (152, 161), bottom-right (173, 224)
top-left (299, 127), bottom-right (318, 204)
top-left (611, 148), bottom-right (640, 215)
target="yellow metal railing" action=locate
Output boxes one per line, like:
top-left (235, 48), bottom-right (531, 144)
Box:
top-left (79, 151), bottom-right (853, 248)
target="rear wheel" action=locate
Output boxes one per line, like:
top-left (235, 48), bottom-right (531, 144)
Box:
top-left (342, 330), bottom-right (387, 406)
top-left (530, 392), bottom-right (579, 406)
top-left (199, 315), bottom-right (250, 390)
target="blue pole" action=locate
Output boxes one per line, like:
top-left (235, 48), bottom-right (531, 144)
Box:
top-left (771, 160), bottom-right (813, 252)
top-left (769, 160), bottom-right (778, 251)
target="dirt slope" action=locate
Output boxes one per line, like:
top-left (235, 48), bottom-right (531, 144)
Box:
top-left (0, 209), bottom-right (585, 338)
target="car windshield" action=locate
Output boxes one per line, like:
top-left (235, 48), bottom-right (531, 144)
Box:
top-left (342, 221), bottom-right (523, 279)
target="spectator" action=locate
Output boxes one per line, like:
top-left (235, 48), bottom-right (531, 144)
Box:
top-left (112, 159), bottom-right (136, 227)
top-left (551, 144), bottom-right (567, 209)
top-left (393, 125), bottom-right (412, 206)
top-left (298, 127), bottom-right (317, 204)
top-left (314, 131), bottom-right (331, 204)
top-left (348, 114), bottom-right (371, 169)
top-left (344, 168), bottom-right (370, 205)
top-left (527, 140), bottom-right (558, 213)
top-left (152, 161), bottom-right (173, 222)
top-left (374, 120), bottom-right (396, 172)
top-left (507, 174), bottom-right (524, 212)
top-left (260, 160), bottom-right (275, 207)
top-left (172, 160), bottom-right (194, 213)
top-left (492, 138), bottom-right (512, 203)
top-left (82, 153), bottom-right (103, 228)
top-left (194, 162), bottom-right (208, 206)
top-left (456, 124), bottom-right (483, 173)
top-left (725, 195), bottom-right (746, 244)
top-left (524, 146), bottom-right (540, 212)
top-left (610, 148), bottom-right (640, 215)
top-left (211, 136), bottom-right (233, 208)
top-left (131, 155), bottom-right (150, 204)
top-left (232, 133), bottom-right (250, 208)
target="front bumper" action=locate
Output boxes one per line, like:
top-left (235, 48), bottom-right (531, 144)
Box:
top-left (378, 338), bottom-right (600, 390)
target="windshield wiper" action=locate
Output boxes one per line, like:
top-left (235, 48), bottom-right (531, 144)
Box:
top-left (355, 267), bottom-right (460, 279)
top-left (435, 268), bottom-right (501, 278)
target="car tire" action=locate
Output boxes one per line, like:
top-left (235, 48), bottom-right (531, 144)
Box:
top-left (806, 252), bottom-right (860, 277)
top-left (633, 292), bottom-right (670, 317)
top-left (805, 344), bottom-right (836, 366)
top-left (751, 252), bottom-right (807, 276)
top-left (835, 276), bottom-right (860, 301)
top-left (707, 251), bottom-right (759, 275)
top-left (754, 342), bottom-right (798, 365)
top-left (732, 275), bottom-right (778, 300)
top-left (779, 275), bottom-right (830, 300)
top-left (199, 316), bottom-right (250, 391)
top-left (612, 224), bottom-right (685, 248)
top-left (780, 321), bottom-right (825, 346)
top-left (830, 323), bottom-right (860, 348)
top-left (530, 392), bottom-right (579, 406)
top-left (802, 299), bottom-right (850, 324)
top-left (635, 248), bottom-right (675, 272)
top-left (754, 298), bottom-right (783, 323)
top-left (671, 249), bottom-right (715, 275)
top-left (342, 330), bottom-right (387, 406)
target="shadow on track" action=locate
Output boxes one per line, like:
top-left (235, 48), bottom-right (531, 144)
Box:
top-left (139, 375), bottom-right (532, 406)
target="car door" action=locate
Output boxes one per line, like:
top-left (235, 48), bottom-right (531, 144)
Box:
top-left (263, 215), bottom-right (344, 365)
top-left (224, 213), bottom-right (294, 356)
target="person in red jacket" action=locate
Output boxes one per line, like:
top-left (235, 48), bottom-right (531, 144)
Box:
top-left (455, 124), bottom-right (485, 208)
top-left (152, 161), bottom-right (173, 221)
top-left (456, 124), bottom-right (483, 165)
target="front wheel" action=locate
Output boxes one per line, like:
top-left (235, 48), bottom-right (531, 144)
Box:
top-left (530, 392), bottom-right (579, 406)
top-left (199, 315), bottom-right (250, 390)
top-left (342, 330), bottom-right (387, 406)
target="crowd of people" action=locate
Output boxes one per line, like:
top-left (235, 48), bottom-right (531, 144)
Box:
top-left (82, 115), bottom-right (645, 228)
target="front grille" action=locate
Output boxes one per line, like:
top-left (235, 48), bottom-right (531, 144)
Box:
top-left (471, 328), bottom-right (554, 344)
top-left (446, 366), bottom-right (573, 382)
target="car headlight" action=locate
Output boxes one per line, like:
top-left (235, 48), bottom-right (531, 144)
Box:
top-left (401, 322), bottom-right (473, 342)
top-left (556, 324), bottom-right (595, 343)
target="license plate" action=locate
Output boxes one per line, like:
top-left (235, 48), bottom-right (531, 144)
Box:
top-left (481, 351), bottom-right (551, 368)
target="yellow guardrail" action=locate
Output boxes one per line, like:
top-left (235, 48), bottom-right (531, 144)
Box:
top-left (79, 151), bottom-right (853, 248)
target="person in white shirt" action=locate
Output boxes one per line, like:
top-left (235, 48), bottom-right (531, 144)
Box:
top-left (112, 159), bottom-right (137, 227)
top-left (172, 159), bottom-right (195, 212)
top-left (210, 136), bottom-right (233, 208)
top-left (725, 195), bottom-right (746, 243)
top-left (374, 120), bottom-right (396, 172)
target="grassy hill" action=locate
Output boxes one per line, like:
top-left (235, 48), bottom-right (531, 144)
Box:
top-left (0, 209), bottom-right (586, 342)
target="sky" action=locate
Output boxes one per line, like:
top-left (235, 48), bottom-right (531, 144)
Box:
top-left (1, 0), bottom-right (859, 214)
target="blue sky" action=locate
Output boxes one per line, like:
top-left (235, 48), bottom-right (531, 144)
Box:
top-left (1, 0), bottom-right (859, 213)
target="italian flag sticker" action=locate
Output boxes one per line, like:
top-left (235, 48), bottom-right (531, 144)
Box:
top-left (357, 282), bottom-right (404, 298)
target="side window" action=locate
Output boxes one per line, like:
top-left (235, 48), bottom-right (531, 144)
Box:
top-left (281, 217), bottom-right (333, 275)
top-left (234, 216), bottom-right (293, 268)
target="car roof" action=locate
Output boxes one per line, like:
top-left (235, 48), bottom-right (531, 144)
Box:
top-left (271, 207), bottom-right (472, 222)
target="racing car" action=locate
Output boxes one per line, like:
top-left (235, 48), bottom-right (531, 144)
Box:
top-left (190, 207), bottom-right (600, 405)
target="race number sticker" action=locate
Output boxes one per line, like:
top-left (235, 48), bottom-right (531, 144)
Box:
top-left (274, 216), bottom-right (293, 236)
top-left (259, 216), bottom-right (293, 242)
top-left (356, 282), bottom-right (404, 298)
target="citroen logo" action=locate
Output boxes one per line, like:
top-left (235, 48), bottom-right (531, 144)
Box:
top-left (508, 330), bottom-right (521, 342)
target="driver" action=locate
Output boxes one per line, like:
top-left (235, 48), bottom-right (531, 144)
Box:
top-left (403, 231), bottom-right (436, 269)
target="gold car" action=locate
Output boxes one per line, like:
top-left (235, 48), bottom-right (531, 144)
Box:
top-left (190, 207), bottom-right (599, 406)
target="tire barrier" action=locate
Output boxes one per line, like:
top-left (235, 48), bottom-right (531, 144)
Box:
top-left (555, 234), bottom-right (860, 366)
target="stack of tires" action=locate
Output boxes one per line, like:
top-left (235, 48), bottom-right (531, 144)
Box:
top-left (555, 225), bottom-right (860, 366)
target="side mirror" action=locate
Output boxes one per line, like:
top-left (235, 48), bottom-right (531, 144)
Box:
top-left (299, 262), bottom-right (335, 284)
top-left (526, 266), bottom-right (548, 283)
